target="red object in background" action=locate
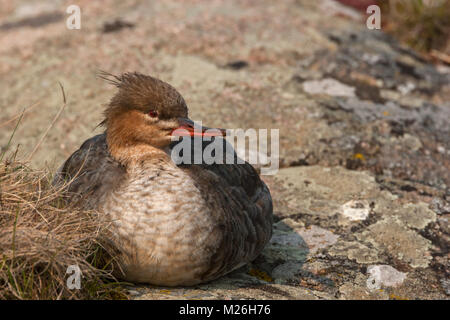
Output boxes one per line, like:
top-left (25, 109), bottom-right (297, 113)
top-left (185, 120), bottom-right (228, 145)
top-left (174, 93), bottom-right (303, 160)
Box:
top-left (334, 0), bottom-right (379, 12)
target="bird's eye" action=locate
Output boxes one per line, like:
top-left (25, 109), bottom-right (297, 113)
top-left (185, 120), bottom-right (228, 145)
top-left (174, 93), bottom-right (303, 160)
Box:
top-left (148, 110), bottom-right (158, 118)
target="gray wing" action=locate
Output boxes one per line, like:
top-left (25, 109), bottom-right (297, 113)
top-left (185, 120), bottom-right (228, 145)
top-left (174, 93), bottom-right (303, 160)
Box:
top-left (180, 158), bottom-right (273, 281)
top-left (53, 133), bottom-right (126, 209)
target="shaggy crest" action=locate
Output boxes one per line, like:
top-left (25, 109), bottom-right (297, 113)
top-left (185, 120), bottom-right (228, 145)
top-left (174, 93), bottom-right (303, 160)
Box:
top-left (97, 71), bottom-right (188, 126)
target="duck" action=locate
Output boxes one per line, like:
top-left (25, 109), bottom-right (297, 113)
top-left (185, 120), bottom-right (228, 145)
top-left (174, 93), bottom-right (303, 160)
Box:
top-left (53, 72), bottom-right (273, 286)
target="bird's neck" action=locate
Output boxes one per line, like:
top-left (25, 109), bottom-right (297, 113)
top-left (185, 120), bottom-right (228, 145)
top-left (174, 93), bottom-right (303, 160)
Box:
top-left (106, 132), bottom-right (170, 168)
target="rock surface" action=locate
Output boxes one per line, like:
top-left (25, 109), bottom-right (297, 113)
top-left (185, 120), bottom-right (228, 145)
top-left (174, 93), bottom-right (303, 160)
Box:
top-left (0, 0), bottom-right (448, 299)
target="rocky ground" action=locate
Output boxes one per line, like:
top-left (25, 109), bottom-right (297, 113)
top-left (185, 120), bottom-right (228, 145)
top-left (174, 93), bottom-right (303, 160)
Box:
top-left (0, 0), bottom-right (449, 299)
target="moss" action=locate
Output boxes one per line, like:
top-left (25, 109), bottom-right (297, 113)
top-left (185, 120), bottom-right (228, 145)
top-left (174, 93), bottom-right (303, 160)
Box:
top-left (248, 268), bottom-right (274, 282)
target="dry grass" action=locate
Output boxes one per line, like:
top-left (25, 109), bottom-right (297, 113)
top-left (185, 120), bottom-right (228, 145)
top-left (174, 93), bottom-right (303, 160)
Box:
top-left (0, 152), bottom-right (129, 299)
top-left (0, 99), bottom-right (129, 300)
top-left (0, 152), bottom-right (131, 300)
top-left (381, 0), bottom-right (450, 55)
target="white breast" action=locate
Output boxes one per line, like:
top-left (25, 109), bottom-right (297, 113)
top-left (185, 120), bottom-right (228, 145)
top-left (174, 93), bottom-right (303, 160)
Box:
top-left (101, 163), bottom-right (220, 285)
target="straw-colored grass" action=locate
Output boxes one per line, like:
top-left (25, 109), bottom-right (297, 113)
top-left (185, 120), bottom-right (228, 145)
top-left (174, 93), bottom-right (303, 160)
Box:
top-left (382, 0), bottom-right (450, 55)
top-left (0, 87), bottom-right (129, 300)
top-left (0, 151), bottom-right (129, 299)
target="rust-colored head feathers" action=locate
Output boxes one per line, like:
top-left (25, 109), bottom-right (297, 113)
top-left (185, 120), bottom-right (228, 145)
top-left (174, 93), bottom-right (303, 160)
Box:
top-left (97, 72), bottom-right (225, 165)
top-left (97, 72), bottom-right (189, 163)
top-left (99, 71), bottom-right (188, 122)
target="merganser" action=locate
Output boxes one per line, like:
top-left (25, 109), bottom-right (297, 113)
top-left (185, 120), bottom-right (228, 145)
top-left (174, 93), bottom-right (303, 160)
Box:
top-left (54, 72), bottom-right (273, 286)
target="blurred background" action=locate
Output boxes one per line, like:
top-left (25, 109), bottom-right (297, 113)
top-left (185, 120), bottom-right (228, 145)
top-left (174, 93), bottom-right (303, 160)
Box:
top-left (341, 0), bottom-right (449, 54)
top-left (0, 0), bottom-right (448, 171)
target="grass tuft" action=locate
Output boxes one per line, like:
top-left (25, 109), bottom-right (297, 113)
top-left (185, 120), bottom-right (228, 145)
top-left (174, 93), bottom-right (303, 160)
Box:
top-left (381, 0), bottom-right (450, 54)
top-left (0, 143), bottom-right (129, 300)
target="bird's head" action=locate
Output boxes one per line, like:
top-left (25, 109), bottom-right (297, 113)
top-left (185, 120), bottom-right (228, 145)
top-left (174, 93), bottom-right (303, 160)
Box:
top-left (100, 72), bottom-right (225, 164)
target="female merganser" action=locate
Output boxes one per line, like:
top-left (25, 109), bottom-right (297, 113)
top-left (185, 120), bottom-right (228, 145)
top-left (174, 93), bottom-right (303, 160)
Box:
top-left (54, 72), bottom-right (273, 286)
